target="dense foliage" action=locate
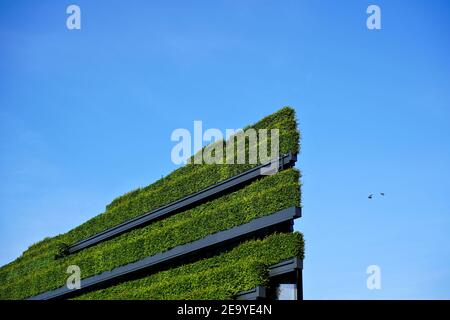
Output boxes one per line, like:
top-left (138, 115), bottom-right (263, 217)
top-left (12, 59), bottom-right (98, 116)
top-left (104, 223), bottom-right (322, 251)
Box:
top-left (0, 107), bottom-right (302, 300)
top-left (76, 232), bottom-right (304, 300)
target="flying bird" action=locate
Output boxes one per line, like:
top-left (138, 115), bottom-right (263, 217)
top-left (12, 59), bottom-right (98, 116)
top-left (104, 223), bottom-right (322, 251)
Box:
top-left (368, 194), bottom-right (373, 199)
top-left (380, 192), bottom-right (385, 196)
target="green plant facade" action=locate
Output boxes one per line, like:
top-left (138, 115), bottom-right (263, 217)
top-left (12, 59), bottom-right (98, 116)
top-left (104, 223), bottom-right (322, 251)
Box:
top-left (0, 107), bottom-right (303, 300)
top-left (76, 232), bottom-right (304, 300)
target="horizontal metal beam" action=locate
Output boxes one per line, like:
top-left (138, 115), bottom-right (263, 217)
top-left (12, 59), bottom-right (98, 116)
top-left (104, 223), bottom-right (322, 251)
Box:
top-left (268, 257), bottom-right (303, 277)
top-left (67, 153), bottom-right (297, 254)
top-left (236, 257), bottom-right (304, 300)
top-left (235, 286), bottom-right (267, 300)
top-left (28, 206), bottom-right (301, 300)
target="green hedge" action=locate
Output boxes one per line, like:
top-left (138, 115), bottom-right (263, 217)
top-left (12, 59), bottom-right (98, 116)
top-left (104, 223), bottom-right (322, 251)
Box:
top-left (0, 168), bottom-right (300, 299)
top-left (0, 107), bottom-right (301, 300)
top-left (76, 232), bottom-right (304, 300)
top-left (0, 107), bottom-right (299, 266)
top-left (69, 106), bottom-right (299, 245)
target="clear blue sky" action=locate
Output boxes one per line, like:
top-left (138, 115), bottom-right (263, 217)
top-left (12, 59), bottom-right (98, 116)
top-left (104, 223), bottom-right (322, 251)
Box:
top-left (1, 0), bottom-right (449, 299)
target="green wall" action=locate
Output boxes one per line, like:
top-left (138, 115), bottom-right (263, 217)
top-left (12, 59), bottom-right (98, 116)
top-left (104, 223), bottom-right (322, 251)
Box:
top-left (0, 107), bottom-right (303, 300)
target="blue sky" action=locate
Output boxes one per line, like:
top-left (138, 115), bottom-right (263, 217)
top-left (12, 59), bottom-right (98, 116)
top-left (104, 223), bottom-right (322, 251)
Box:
top-left (0, 0), bottom-right (449, 299)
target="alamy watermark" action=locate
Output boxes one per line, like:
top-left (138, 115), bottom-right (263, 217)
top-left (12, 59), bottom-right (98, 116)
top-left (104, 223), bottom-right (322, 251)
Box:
top-left (66, 265), bottom-right (81, 290)
top-left (66, 4), bottom-right (81, 30)
top-left (366, 5), bottom-right (381, 30)
top-left (171, 121), bottom-right (280, 175)
top-left (366, 265), bottom-right (382, 290)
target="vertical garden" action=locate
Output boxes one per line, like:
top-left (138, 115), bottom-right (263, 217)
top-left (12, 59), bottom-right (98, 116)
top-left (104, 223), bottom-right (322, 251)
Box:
top-left (0, 107), bottom-right (304, 300)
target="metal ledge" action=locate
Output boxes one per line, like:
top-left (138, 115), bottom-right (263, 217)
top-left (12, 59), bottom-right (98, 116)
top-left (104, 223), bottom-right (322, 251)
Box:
top-left (235, 286), bottom-right (267, 300)
top-left (236, 257), bottom-right (303, 300)
top-left (67, 153), bottom-right (297, 254)
top-left (268, 257), bottom-right (303, 277)
top-left (28, 206), bottom-right (301, 300)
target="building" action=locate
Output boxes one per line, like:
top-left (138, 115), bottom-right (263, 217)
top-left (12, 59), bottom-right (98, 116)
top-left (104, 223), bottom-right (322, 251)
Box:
top-left (0, 107), bottom-right (304, 300)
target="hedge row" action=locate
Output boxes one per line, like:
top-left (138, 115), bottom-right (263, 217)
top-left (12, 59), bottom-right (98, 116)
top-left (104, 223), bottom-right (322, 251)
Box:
top-left (0, 107), bottom-right (299, 275)
top-left (67, 106), bottom-right (300, 244)
top-left (0, 169), bottom-right (300, 299)
top-left (0, 107), bottom-right (301, 300)
top-left (75, 232), bottom-right (304, 300)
